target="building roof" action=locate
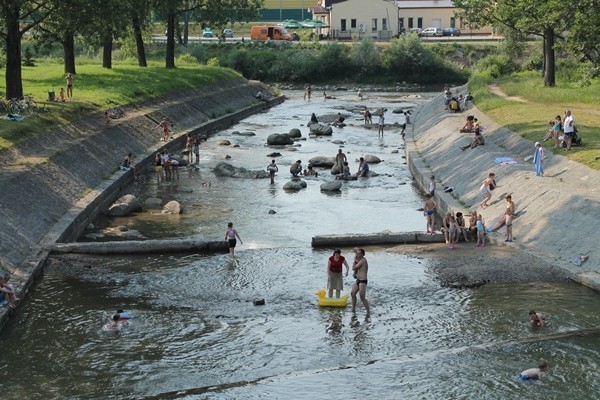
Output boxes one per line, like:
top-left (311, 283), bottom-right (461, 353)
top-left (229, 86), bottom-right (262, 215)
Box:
top-left (394, 0), bottom-right (455, 9)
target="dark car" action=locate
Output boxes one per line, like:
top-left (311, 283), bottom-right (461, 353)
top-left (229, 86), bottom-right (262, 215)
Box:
top-left (442, 27), bottom-right (461, 37)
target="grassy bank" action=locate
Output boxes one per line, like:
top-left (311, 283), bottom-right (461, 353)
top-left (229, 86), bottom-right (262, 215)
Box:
top-left (0, 62), bottom-right (240, 150)
top-left (468, 71), bottom-right (600, 169)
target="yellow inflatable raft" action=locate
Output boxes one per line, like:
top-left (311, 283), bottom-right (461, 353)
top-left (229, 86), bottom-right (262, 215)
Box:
top-left (316, 289), bottom-right (348, 307)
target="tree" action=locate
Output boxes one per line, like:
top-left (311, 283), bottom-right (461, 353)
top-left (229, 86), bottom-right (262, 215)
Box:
top-left (0, 0), bottom-right (50, 99)
top-left (566, 0), bottom-right (600, 78)
top-left (453, 0), bottom-right (568, 86)
top-left (154, 0), bottom-right (263, 68)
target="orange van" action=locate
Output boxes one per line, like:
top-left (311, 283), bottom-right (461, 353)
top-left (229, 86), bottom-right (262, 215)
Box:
top-left (250, 25), bottom-right (293, 41)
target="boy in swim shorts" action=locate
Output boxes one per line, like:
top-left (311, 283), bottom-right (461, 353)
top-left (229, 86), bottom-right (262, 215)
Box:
top-left (424, 194), bottom-right (436, 234)
top-left (519, 360), bottom-right (547, 381)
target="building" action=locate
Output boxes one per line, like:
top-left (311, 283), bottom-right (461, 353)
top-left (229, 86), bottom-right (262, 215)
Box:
top-left (309, 0), bottom-right (492, 39)
top-left (259, 0), bottom-right (318, 21)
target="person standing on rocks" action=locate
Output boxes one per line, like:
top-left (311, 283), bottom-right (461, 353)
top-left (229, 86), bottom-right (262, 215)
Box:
top-left (335, 149), bottom-right (347, 172)
top-left (533, 142), bottom-right (544, 176)
top-left (351, 248), bottom-right (370, 314)
top-left (327, 249), bottom-right (350, 299)
top-left (267, 159), bottom-right (278, 184)
top-left (225, 222), bottom-right (243, 259)
top-left (290, 160), bottom-right (302, 177)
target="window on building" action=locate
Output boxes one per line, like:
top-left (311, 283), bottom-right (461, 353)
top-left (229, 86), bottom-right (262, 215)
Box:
top-left (372, 18), bottom-right (377, 32)
top-left (398, 17), bottom-right (404, 30)
top-left (450, 17), bottom-right (455, 28)
top-left (341, 19), bottom-right (347, 31)
top-left (351, 19), bottom-right (357, 29)
top-left (382, 18), bottom-right (387, 31)
top-left (408, 17), bottom-right (413, 29)
top-left (417, 17), bottom-right (423, 29)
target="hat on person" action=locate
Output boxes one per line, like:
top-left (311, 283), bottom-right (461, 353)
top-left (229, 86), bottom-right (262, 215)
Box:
top-left (535, 142), bottom-right (540, 146)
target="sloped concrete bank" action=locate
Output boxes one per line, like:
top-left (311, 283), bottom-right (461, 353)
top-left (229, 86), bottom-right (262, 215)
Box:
top-left (0, 78), bottom-right (281, 329)
top-left (405, 86), bottom-right (600, 292)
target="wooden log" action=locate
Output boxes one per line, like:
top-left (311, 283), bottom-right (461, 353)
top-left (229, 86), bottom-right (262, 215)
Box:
top-left (311, 232), bottom-right (446, 248)
top-left (50, 238), bottom-right (229, 255)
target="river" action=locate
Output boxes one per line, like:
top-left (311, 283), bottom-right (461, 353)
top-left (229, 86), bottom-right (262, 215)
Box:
top-left (0, 90), bottom-right (599, 399)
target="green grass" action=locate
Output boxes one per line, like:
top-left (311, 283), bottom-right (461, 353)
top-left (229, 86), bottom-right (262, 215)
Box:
top-left (0, 61), bottom-right (241, 150)
top-left (469, 71), bottom-right (600, 169)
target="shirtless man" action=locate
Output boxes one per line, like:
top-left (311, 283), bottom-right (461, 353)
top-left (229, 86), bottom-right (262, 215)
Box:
top-left (335, 149), bottom-right (347, 171)
top-left (351, 248), bottom-right (370, 314)
top-left (158, 117), bottom-right (172, 141)
top-left (66, 73), bottom-right (74, 99)
top-left (424, 193), bottom-right (436, 234)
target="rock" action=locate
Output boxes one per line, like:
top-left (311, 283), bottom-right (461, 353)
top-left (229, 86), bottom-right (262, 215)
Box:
top-left (331, 140), bottom-right (345, 145)
top-left (363, 170), bottom-right (379, 177)
top-left (213, 162), bottom-right (270, 179)
top-left (268, 209), bottom-right (276, 214)
top-left (288, 128), bottom-right (302, 138)
top-left (364, 154), bottom-right (382, 163)
top-left (285, 147), bottom-right (298, 152)
top-left (162, 200), bottom-right (183, 214)
top-left (392, 108), bottom-right (404, 114)
top-left (267, 152), bottom-right (282, 157)
top-left (224, 155), bottom-right (232, 159)
top-left (309, 156), bottom-right (336, 168)
top-left (308, 123), bottom-right (333, 136)
top-left (232, 144), bottom-right (240, 148)
top-left (117, 225), bottom-right (129, 232)
top-left (107, 194), bottom-right (142, 217)
top-left (331, 164), bottom-right (341, 174)
top-left (253, 298), bottom-right (266, 306)
top-left (86, 223), bottom-right (95, 230)
top-left (267, 133), bottom-right (294, 145)
top-left (171, 156), bottom-right (189, 167)
top-left (231, 130), bottom-right (240, 135)
top-left (283, 180), bottom-right (306, 190)
top-left (391, 149), bottom-right (399, 154)
top-left (144, 197), bottom-right (163, 209)
top-left (217, 139), bottom-right (231, 146)
top-left (320, 181), bottom-right (342, 191)
top-left (232, 131), bottom-right (256, 136)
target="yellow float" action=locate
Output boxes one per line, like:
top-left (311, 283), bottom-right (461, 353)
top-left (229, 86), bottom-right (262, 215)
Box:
top-left (316, 288), bottom-right (348, 307)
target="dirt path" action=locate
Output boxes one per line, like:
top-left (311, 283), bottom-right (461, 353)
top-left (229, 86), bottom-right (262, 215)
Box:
top-left (488, 84), bottom-right (528, 103)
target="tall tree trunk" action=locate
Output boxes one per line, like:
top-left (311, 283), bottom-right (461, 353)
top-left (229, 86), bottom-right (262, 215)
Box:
top-left (541, 36), bottom-right (546, 78)
top-left (4, 4), bottom-right (23, 99)
top-left (102, 34), bottom-right (113, 69)
top-left (131, 11), bottom-right (147, 67)
top-left (166, 11), bottom-right (176, 68)
top-left (543, 27), bottom-right (556, 87)
top-left (63, 31), bottom-right (76, 74)
top-left (183, 11), bottom-right (189, 46)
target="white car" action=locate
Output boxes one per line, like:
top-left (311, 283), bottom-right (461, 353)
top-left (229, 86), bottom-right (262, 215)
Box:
top-left (419, 27), bottom-right (442, 37)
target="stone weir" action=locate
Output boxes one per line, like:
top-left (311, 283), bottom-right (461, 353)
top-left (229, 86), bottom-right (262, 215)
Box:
top-left (0, 78), bottom-right (282, 330)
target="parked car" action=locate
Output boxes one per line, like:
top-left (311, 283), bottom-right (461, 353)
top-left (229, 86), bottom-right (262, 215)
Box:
top-left (202, 28), bottom-right (213, 38)
top-left (223, 29), bottom-right (233, 38)
top-left (408, 28), bottom-right (422, 35)
top-left (442, 27), bottom-right (461, 37)
top-left (419, 27), bottom-right (442, 37)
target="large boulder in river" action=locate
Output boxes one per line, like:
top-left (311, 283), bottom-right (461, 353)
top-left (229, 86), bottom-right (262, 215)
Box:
top-left (283, 179), bottom-right (307, 191)
top-left (309, 156), bottom-right (336, 168)
top-left (217, 139), bottom-right (231, 146)
top-left (213, 162), bottom-right (270, 179)
top-left (267, 133), bottom-right (294, 145)
top-left (364, 154), bottom-right (382, 164)
top-left (330, 164), bottom-right (341, 174)
top-left (308, 123), bottom-right (333, 136)
top-left (162, 200), bottom-right (183, 214)
top-left (171, 156), bottom-right (188, 167)
top-left (144, 197), bottom-right (163, 209)
top-left (320, 181), bottom-right (342, 192)
top-left (288, 128), bottom-right (302, 138)
top-left (107, 194), bottom-right (142, 216)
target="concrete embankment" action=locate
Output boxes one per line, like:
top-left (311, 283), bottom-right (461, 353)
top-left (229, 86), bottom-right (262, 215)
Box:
top-left (0, 78), bottom-right (281, 329)
top-left (50, 239), bottom-right (229, 255)
top-left (405, 86), bottom-right (600, 291)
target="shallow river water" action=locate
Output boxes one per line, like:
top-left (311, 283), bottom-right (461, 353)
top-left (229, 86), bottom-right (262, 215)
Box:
top-left (1, 90), bottom-right (599, 399)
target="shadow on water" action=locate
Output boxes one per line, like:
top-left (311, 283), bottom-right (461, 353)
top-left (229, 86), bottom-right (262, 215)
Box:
top-left (0, 91), bottom-right (599, 399)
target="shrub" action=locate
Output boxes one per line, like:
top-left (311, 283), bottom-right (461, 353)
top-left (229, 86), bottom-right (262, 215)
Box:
top-left (177, 53), bottom-right (199, 65)
top-left (474, 55), bottom-right (516, 78)
top-left (350, 36), bottom-right (380, 77)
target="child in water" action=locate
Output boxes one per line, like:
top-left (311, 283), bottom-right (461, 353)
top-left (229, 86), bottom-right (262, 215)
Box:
top-left (519, 360), bottom-right (547, 381)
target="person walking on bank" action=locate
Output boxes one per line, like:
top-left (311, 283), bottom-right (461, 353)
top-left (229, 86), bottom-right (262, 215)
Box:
top-left (267, 159), bottom-right (278, 184)
top-left (225, 222), bottom-right (243, 259)
top-left (351, 248), bottom-right (370, 314)
top-left (327, 249), bottom-right (350, 299)
top-left (533, 142), bottom-right (544, 176)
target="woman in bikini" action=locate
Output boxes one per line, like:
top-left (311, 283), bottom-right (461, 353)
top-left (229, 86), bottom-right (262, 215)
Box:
top-left (504, 194), bottom-right (515, 242)
top-left (479, 172), bottom-right (497, 209)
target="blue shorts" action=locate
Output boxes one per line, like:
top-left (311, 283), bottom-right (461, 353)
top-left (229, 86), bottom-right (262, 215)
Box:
top-left (519, 373), bottom-right (532, 381)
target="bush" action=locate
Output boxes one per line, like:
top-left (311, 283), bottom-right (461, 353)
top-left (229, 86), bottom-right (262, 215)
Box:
top-left (177, 53), bottom-right (199, 65)
top-left (350, 36), bottom-right (380, 77)
top-left (474, 55), bottom-right (516, 78)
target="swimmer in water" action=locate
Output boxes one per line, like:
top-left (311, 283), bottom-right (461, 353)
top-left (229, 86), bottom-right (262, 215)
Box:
top-left (529, 310), bottom-right (545, 327)
top-left (519, 360), bottom-right (547, 381)
top-left (109, 313), bottom-right (121, 329)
